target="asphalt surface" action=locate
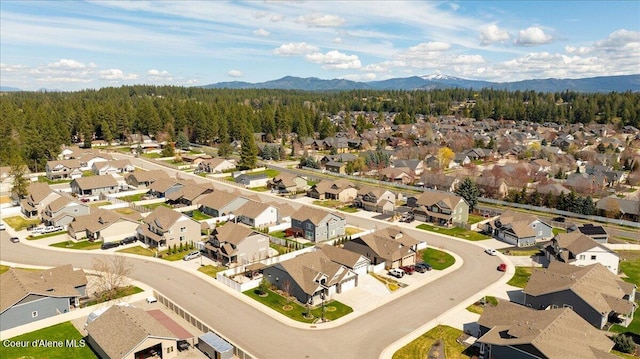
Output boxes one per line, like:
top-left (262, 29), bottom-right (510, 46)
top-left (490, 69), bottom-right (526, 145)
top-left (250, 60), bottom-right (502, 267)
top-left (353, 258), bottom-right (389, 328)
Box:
top-left (0, 153), bottom-right (505, 359)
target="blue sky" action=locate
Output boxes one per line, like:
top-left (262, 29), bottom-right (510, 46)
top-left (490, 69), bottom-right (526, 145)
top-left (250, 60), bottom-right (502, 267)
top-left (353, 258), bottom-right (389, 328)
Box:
top-left (1, 0), bottom-right (638, 91)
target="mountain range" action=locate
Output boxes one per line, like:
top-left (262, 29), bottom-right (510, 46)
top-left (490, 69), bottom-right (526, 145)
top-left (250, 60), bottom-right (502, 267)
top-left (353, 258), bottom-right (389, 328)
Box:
top-left (203, 74), bottom-right (640, 93)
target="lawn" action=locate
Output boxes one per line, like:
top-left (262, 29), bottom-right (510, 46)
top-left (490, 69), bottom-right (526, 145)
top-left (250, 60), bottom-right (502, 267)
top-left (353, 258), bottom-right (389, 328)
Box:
top-left (141, 152), bottom-right (162, 158)
top-left (345, 227), bottom-right (363, 236)
top-left (28, 231), bottom-right (67, 240)
top-left (120, 193), bottom-right (146, 202)
top-left (270, 230), bottom-right (287, 239)
top-left (116, 245), bottom-right (194, 261)
top-left (198, 265), bottom-right (227, 278)
top-left (84, 285), bottom-right (144, 307)
top-left (507, 267), bottom-right (533, 288)
top-left (144, 202), bottom-right (171, 210)
top-left (114, 207), bottom-right (137, 215)
top-left (37, 175), bottom-right (71, 184)
top-left (500, 246), bottom-right (542, 256)
top-left (392, 325), bottom-right (477, 359)
top-left (0, 195), bottom-right (11, 204)
top-left (338, 205), bottom-right (359, 213)
top-left (244, 288), bottom-right (352, 323)
top-left (370, 272), bottom-right (402, 291)
top-left (610, 251), bottom-right (640, 336)
top-left (0, 321), bottom-right (97, 359)
top-left (50, 240), bottom-right (102, 250)
top-left (89, 201), bottom-right (111, 207)
top-left (416, 223), bottom-right (490, 241)
top-left (313, 199), bottom-right (342, 208)
top-left (467, 214), bottom-right (485, 224)
top-left (82, 170), bottom-right (94, 177)
top-left (466, 296), bottom-right (498, 315)
top-left (552, 228), bottom-right (567, 236)
top-left (191, 210), bottom-right (212, 221)
top-left (420, 248), bottom-right (455, 270)
top-left (3, 216), bottom-right (40, 231)
top-left (117, 245), bottom-right (157, 257)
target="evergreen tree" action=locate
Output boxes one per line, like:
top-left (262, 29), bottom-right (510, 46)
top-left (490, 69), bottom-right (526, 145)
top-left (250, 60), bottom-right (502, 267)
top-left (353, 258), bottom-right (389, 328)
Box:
top-left (9, 158), bottom-right (29, 199)
top-left (455, 178), bottom-right (480, 212)
top-left (175, 131), bottom-right (190, 150)
top-left (238, 126), bottom-right (258, 170)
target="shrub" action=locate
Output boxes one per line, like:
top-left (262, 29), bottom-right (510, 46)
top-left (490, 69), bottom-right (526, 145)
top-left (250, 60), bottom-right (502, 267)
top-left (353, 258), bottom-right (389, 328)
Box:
top-left (613, 334), bottom-right (635, 354)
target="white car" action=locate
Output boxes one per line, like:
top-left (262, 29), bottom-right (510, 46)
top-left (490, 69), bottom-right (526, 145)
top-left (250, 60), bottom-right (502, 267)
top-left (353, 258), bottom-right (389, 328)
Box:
top-left (32, 227), bottom-right (45, 235)
top-left (183, 251), bottom-right (201, 261)
top-left (0, 223), bottom-right (5, 230)
top-left (388, 268), bottom-right (405, 278)
top-left (485, 248), bottom-right (498, 256)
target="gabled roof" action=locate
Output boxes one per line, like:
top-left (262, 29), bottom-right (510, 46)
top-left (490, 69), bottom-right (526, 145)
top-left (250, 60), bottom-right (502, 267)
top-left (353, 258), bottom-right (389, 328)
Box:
top-left (524, 262), bottom-right (635, 316)
top-left (213, 221), bottom-right (259, 245)
top-left (148, 178), bottom-right (182, 193)
top-left (554, 232), bottom-right (617, 257)
top-left (47, 159), bottom-right (82, 169)
top-left (126, 169), bottom-right (169, 183)
top-left (45, 196), bottom-right (74, 212)
top-left (234, 200), bottom-right (275, 219)
top-left (92, 159), bottom-right (132, 170)
top-left (143, 206), bottom-right (184, 231)
top-left (292, 206), bottom-right (345, 225)
top-left (478, 300), bottom-right (616, 359)
top-left (69, 208), bottom-right (141, 233)
top-left (357, 185), bottom-right (392, 198)
top-left (198, 191), bottom-right (243, 210)
top-left (72, 175), bottom-right (118, 190)
top-left (318, 244), bottom-right (369, 268)
top-left (1, 265), bottom-right (87, 313)
top-left (415, 191), bottom-right (465, 209)
top-left (27, 182), bottom-right (57, 203)
top-left (86, 305), bottom-right (176, 359)
top-left (355, 226), bottom-right (419, 262)
top-left (273, 251), bottom-right (349, 296)
top-left (165, 183), bottom-right (212, 202)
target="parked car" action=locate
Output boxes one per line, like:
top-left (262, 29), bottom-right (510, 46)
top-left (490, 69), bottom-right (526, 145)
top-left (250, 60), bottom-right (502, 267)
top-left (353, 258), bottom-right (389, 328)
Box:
top-left (31, 227), bottom-right (45, 235)
top-left (10, 236), bottom-right (19, 243)
top-left (388, 268), bottom-right (405, 278)
top-left (497, 263), bottom-right (507, 272)
top-left (0, 223), bottom-right (5, 230)
top-left (26, 224), bottom-right (37, 231)
top-left (43, 225), bottom-right (64, 234)
top-left (183, 251), bottom-right (201, 261)
top-left (120, 236), bottom-right (138, 245)
top-left (415, 262), bottom-right (432, 272)
top-left (553, 216), bottom-right (566, 223)
top-left (101, 241), bottom-right (120, 250)
top-left (400, 265), bottom-right (415, 275)
top-left (484, 248), bottom-right (497, 256)
top-left (146, 296), bottom-right (157, 304)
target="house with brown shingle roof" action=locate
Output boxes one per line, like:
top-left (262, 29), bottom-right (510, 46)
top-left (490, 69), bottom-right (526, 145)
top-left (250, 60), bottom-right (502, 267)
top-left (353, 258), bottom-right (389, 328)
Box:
top-left (317, 244), bottom-right (370, 275)
top-left (45, 159), bottom-right (82, 181)
top-left (306, 179), bottom-right (357, 202)
top-left (233, 200), bottom-right (278, 229)
top-left (476, 300), bottom-right (618, 359)
top-left (0, 265), bottom-right (87, 331)
top-left (86, 305), bottom-right (178, 359)
top-left (410, 191), bottom-right (468, 227)
top-left (165, 182), bottom-right (213, 206)
top-left (263, 250), bottom-right (358, 305)
top-left (290, 206), bottom-right (346, 242)
top-left (483, 210), bottom-right (552, 247)
top-left (523, 261), bottom-right (636, 329)
top-left (136, 206), bottom-right (201, 249)
top-left (20, 182), bottom-right (61, 218)
top-left (546, 232), bottom-right (619, 274)
top-left (147, 178), bottom-right (184, 198)
top-left (343, 226), bottom-right (420, 269)
top-left (268, 172), bottom-right (308, 193)
top-left (197, 158), bottom-right (236, 173)
top-left (91, 159), bottom-right (135, 176)
top-left (68, 208), bottom-right (141, 243)
top-left (124, 170), bottom-right (169, 188)
top-left (353, 185), bottom-right (397, 214)
top-left (204, 222), bottom-right (270, 265)
top-left (198, 191), bottom-right (250, 218)
top-left (41, 196), bottom-right (89, 227)
top-left (70, 175), bottom-right (119, 197)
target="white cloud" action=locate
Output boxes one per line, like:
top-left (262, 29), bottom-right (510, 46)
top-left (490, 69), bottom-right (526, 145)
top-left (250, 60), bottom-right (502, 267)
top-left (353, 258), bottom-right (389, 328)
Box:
top-left (305, 50), bottom-right (361, 69)
top-left (99, 69), bottom-right (138, 81)
top-left (340, 73), bottom-right (378, 81)
top-left (479, 24), bottom-right (510, 46)
top-left (148, 69), bottom-right (171, 77)
top-left (253, 28), bottom-right (270, 37)
top-left (593, 29), bottom-right (640, 52)
top-left (253, 11), bottom-right (268, 19)
top-left (273, 42), bottom-right (319, 56)
top-left (228, 70), bottom-right (244, 78)
top-left (333, 37), bottom-right (343, 44)
top-left (565, 46), bottom-right (591, 54)
top-left (48, 59), bottom-right (92, 69)
top-left (295, 14), bottom-right (346, 27)
top-left (515, 26), bottom-right (553, 46)
top-left (0, 63), bottom-right (28, 72)
top-left (270, 14), bottom-right (284, 22)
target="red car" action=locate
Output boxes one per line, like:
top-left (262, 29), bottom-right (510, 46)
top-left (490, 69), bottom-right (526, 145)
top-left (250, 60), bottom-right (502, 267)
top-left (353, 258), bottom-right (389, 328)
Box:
top-left (400, 265), bottom-right (415, 275)
top-left (497, 263), bottom-right (507, 272)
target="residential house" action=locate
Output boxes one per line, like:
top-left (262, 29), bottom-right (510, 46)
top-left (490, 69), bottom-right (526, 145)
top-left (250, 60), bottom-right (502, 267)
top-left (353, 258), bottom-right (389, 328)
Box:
top-left (465, 148), bottom-right (494, 161)
top-left (392, 159), bottom-right (426, 176)
top-left (268, 173), bottom-right (308, 194)
top-left (270, 202), bottom-right (297, 224)
top-left (198, 191), bottom-right (250, 218)
top-left (124, 170), bottom-right (169, 188)
top-left (536, 182), bottom-right (571, 196)
top-left (484, 210), bottom-right (552, 247)
top-left (233, 201), bottom-right (278, 229)
top-left (523, 261), bottom-right (637, 329)
top-left (343, 226), bottom-right (420, 269)
top-left (290, 206), bottom-right (346, 242)
top-left (147, 178), bottom-right (184, 198)
top-left (324, 161), bottom-right (347, 174)
top-left (567, 223), bottom-right (609, 243)
top-left (70, 175), bottom-right (119, 197)
top-left (76, 153), bottom-right (113, 170)
top-left (165, 182), bottom-right (213, 206)
top-left (476, 300), bottom-right (618, 359)
top-left (531, 158), bottom-right (552, 173)
top-left (409, 191), bottom-right (469, 227)
top-left (450, 153), bottom-right (471, 168)
top-left (317, 244), bottom-right (370, 275)
top-left (475, 176), bottom-right (509, 199)
top-left (68, 208), bottom-right (141, 243)
top-left (353, 185), bottom-right (396, 214)
top-left (91, 159), bottom-right (135, 176)
top-left (307, 179), bottom-right (357, 202)
top-left (596, 196), bottom-right (640, 221)
top-left (0, 265), bottom-right (87, 331)
top-left (379, 166), bottom-right (414, 184)
top-left (136, 206), bottom-right (201, 248)
top-left (197, 158), bottom-right (236, 173)
top-left (320, 153), bottom-right (358, 167)
top-left (263, 250), bottom-right (358, 305)
top-left (545, 232), bottom-right (619, 274)
top-left (235, 173), bottom-right (268, 188)
top-left (204, 222), bottom-right (270, 265)
top-left (41, 196), bottom-right (89, 227)
top-left (418, 172), bottom-right (460, 192)
top-left (20, 182), bottom-right (61, 218)
top-left (45, 159), bottom-right (82, 181)
top-left (86, 305), bottom-right (179, 359)
top-left (0, 165), bottom-right (30, 193)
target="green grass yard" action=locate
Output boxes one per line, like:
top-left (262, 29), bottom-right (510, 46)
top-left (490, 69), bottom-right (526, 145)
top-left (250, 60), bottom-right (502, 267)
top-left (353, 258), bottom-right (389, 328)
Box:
top-left (392, 325), bottom-right (477, 359)
top-left (190, 210), bottom-right (212, 221)
top-left (416, 223), bottom-right (490, 241)
top-left (420, 248), bottom-right (455, 270)
top-left (120, 193), bottom-right (146, 202)
top-left (610, 251), bottom-right (640, 336)
top-left (3, 216), bottom-right (40, 231)
top-left (198, 265), bottom-right (227, 278)
top-left (507, 267), bottom-right (533, 288)
top-left (50, 240), bottom-right (102, 250)
top-left (0, 322), bottom-right (97, 359)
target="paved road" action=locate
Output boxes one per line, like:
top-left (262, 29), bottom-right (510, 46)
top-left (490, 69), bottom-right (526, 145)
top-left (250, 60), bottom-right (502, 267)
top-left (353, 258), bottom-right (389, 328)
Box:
top-left (0, 153), bottom-right (505, 359)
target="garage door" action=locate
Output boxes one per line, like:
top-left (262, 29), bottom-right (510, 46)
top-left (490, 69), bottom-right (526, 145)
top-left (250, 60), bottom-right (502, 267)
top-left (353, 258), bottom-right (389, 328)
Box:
top-left (340, 277), bottom-right (357, 292)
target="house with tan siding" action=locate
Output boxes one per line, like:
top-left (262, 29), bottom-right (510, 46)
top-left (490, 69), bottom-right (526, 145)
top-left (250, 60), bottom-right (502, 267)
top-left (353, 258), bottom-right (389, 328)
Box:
top-left (204, 222), bottom-right (270, 265)
top-left (136, 206), bottom-right (201, 249)
top-left (20, 182), bottom-right (61, 218)
top-left (41, 196), bottom-right (89, 227)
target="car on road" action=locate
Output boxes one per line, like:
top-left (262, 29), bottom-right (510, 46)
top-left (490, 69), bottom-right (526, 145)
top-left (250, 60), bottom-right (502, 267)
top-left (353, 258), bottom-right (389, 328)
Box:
top-left (183, 251), bottom-right (201, 261)
top-left (0, 223), bottom-right (5, 231)
top-left (414, 262), bottom-right (432, 272)
top-left (400, 265), bottom-right (415, 275)
top-left (484, 248), bottom-right (497, 256)
top-left (10, 236), bottom-right (19, 243)
top-left (497, 263), bottom-right (507, 272)
top-left (388, 268), bottom-right (405, 278)
top-left (101, 241), bottom-right (120, 250)
top-left (146, 296), bottom-right (158, 304)
top-left (120, 236), bottom-right (138, 245)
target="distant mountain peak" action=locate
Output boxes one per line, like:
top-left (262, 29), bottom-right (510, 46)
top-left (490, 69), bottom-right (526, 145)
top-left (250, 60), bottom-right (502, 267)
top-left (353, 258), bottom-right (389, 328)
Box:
top-left (421, 73), bottom-right (459, 81)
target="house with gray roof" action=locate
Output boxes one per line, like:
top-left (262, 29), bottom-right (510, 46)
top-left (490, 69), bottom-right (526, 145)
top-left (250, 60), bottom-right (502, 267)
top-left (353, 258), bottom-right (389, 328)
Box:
top-left (68, 208), bottom-right (141, 243)
top-left (596, 196), bottom-right (640, 221)
top-left (41, 196), bottom-right (89, 227)
top-left (343, 226), bottom-right (420, 269)
top-left (262, 250), bottom-right (358, 305)
top-left (198, 191), bottom-right (250, 218)
top-left (567, 223), bottom-right (609, 243)
top-left (523, 261), bottom-right (636, 329)
top-left (484, 210), bottom-right (552, 247)
top-left (476, 300), bottom-right (618, 359)
top-left (0, 265), bottom-right (87, 331)
top-left (235, 173), bottom-right (268, 188)
top-left (204, 222), bottom-right (270, 265)
top-left (70, 175), bottom-right (119, 197)
top-left (410, 191), bottom-right (468, 227)
top-left (290, 206), bottom-right (346, 242)
top-left (20, 182), bottom-right (61, 218)
top-left (545, 232), bottom-right (619, 274)
top-left (86, 305), bottom-right (178, 359)
top-left (165, 182), bottom-right (213, 206)
top-left (136, 206), bottom-right (200, 249)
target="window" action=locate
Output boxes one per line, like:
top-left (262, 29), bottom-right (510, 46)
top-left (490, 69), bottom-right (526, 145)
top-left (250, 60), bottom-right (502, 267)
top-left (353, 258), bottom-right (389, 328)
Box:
top-left (180, 226), bottom-right (186, 233)
top-left (32, 311), bottom-right (38, 318)
top-left (167, 346), bottom-right (173, 353)
top-left (180, 236), bottom-right (185, 241)
top-left (579, 255), bottom-right (586, 260)
top-left (563, 304), bottom-right (573, 309)
top-left (591, 255), bottom-right (596, 260)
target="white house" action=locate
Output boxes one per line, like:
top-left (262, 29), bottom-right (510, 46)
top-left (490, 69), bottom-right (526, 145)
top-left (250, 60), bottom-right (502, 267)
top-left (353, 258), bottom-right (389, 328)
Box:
top-left (546, 232), bottom-right (620, 274)
top-left (234, 201), bottom-right (279, 229)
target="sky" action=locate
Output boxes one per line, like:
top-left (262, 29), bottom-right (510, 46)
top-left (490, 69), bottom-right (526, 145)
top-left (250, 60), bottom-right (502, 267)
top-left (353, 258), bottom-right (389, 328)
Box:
top-left (1, 0), bottom-right (639, 91)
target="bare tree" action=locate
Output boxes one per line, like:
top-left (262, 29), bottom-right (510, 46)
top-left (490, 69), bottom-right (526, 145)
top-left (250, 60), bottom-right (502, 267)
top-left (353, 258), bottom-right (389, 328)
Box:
top-left (282, 279), bottom-right (293, 305)
top-left (92, 255), bottom-right (134, 301)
